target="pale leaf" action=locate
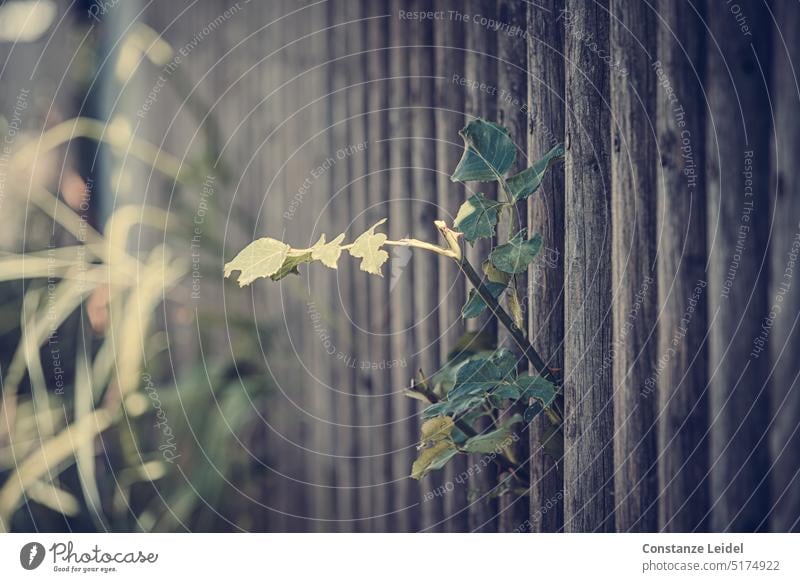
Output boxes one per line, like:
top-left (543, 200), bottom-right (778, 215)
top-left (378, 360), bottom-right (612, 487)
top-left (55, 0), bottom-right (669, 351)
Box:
top-left (349, 219), bottom-right (389, 276)
top-left (224, 238), bottom-right (290, 286)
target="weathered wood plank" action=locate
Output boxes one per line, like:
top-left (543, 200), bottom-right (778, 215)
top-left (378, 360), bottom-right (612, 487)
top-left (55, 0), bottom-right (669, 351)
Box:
top-left (609, 0), bottom-right (659, 532)
top-left (563, 0), bottom-right (615, 532)
top-left (768, 0), bottom-right (800, 533)
top-left (407, 0), bottom-right (444, 532)
top-left (306, 0), bottom-right (336, 532)
top-left (463, 0), bottom-right (499, 533)
top-left (496, 0), bottom-right (530, 533)
top-left (705, 0), bottom-right (771, 532)
top-left (433, 0), bottom-right (470, 533)
top-left (344, 0), bottom-right (374, 532)
top-left (388, 0), bottom-right (419, 533)
top-left (654, 0), bottom-right (710, 533)
top-left (328, 0), bottom-right (358, 533)
top-left (526, 0), bottom-right (566, 534)
top-left (365, 2), bottom-right (394, 533)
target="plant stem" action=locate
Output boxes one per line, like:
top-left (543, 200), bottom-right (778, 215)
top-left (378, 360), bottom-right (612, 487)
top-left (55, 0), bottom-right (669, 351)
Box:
top-left (459, 258), bottom-right (560, 385)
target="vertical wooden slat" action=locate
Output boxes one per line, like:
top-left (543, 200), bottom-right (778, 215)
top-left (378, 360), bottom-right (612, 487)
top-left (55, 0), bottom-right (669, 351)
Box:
top-left (388, 0), bottom-right (419, 533)
top-left (265, 0), bottom-right (292, 532)
top-left (330, 2), bottom-right (358, 532)
top-left (463, 0), bottom-right (499, 533)
top-left (705, 0), bottom-right (771, 532)
top-left (527, 0), bottom-right (566, 533)
top-left (563, 0), bottom-right (614, 532)
top-left (281, 2), bottom-right (315, 532)
top-left (433, 0), bottom-right (470, 533)
top-left (609, 0), bottom-right (658, 532)
top-left (496, 0), bottom-right (530, 533)
top-left (768, 0), bottom-right (800, 533)
top-left (655, 0), bottom-right (710, 532)
top-left (344, 0), bottom-right (373, 532)
top-left (408, 0), bottom-right (443, 532)
top-left (365, 3), bottom-right (393, 533)
top-left (307, 0), bottom-right (335, 532)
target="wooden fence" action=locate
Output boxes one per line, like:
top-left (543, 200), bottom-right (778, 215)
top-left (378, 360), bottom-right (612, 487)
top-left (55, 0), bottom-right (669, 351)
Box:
top-left (3, 0), bottom-right (798, 532)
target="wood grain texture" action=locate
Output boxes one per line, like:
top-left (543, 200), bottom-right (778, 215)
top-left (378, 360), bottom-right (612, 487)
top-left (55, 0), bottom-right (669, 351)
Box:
top-left (365, 3), bottom-right (394, 533)
top-left (563, 0), bottom-right (615, 532)
top-left (344, 0), bottom-right (374, 531)
top-left (463, 0), bottom-right (499, 533)
top-left (768, 0), bottom-right (800, 533)
top-left (705, 0), bottom-right (771, 532)
top-left (654, 0), bottom-right (710, 533)
top-left (407, 0), bottom-right (444, 532)
top-left (496, 0), bottom-right (530, 533)
top-left (609, 0), bottom-right (659, 532)
top-left (527, 0), bottom-right (566, 534)
top-left (433, 0), bottom-right (470, 533)
top-left (328, 0), bottom-right (358, 532)
top-left (307, 1), bottom-right (336, 532)
top-left (388, 0), bottom-right (419, 532)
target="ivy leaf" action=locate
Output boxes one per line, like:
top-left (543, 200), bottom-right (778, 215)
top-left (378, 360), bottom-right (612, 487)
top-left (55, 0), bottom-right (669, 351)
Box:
top-left (462, 281), bottom-right (506, 319)
top-left (411, 440), bottom-right (458, 480)
top-left (224, 238), bottom-right (290, 286)
top-left (492, 384), bottom-right (521, 401)
top-left (448, 349), bottom-right (517, 400)
top-left (489, 231), bottom-right (542, 274)
top-left (454, 193), bottom-right (504, 243)
top-left (490, 349), bottom-right (520, 380)
top-left (421, 396), bottom-right (486, 418)
top-left (462, 426), bottom-right (515, 454)
top-left (506, 143), bottom-right (565, 201)
top-left (420, 416), bottom-right (455, 443)
top-left (451, 119), bottom-right (516, 182)
top-left (516, 375), bottom-right (557, 408)
top-left (349, 218), bottom-right (389, 276)
top-left (310, 233), bottom-right (346, 269)
top-left (482, 259), bottom-right (511, 285)
top-left (449, 357), bottom-right (504, 400)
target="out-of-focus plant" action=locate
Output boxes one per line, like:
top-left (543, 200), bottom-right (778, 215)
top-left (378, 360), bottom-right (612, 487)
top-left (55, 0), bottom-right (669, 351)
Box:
top-left (0, 24), bottom-right (275, 532)
top-left (225, 119), bottom-right (564, 488)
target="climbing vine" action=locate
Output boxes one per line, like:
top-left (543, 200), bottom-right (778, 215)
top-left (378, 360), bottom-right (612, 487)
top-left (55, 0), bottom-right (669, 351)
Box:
top-left (225, 118), bottom-right (564, 486)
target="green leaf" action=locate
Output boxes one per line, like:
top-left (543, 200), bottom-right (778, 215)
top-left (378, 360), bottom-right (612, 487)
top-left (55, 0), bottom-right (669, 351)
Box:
top-left (420, 416), bottom-right (455, 443)
top-left (454, 193), bottom-right (504, 243)
top-left (490, 349), bottom-right (520, 380)
top-left (451, 119), bottom-right (516, 182)
top-left (310, 233), bottom-right (346, 269)
top-left (224, 238), bottom-right (290, 286)
top-left (482, 260), bottom-right (511, 285)
top-left (349, 218), bottom-right (389, 276)
top-left (506, 143), bottom-right (565, 201)
top-left (516, 375), bottom-right (557, 408)
top-left (491, 384), bottom-right (521, 401)
top-left (411, 440), bottom-right (458, 480)
top-left (489, 231), bottom-right (542, 274)
top-left (448, 349), bottom-right (518, 400)
top-left (461, 281), bottom-right (506, 319)
top-left (421, 396), bottom-right (485, 419)
top-left (462, 426), bottom-right (515, 454)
